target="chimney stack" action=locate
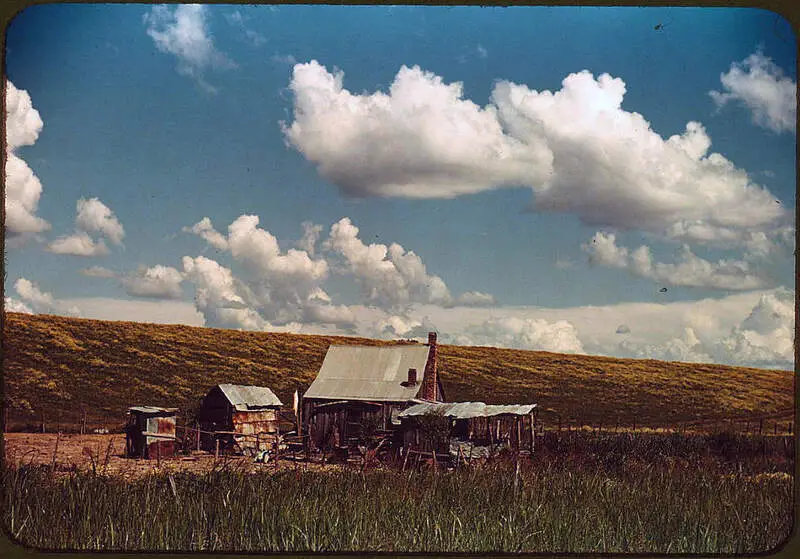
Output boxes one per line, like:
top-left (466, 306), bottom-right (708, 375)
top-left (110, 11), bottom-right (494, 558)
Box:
top-left (420, 331), bottom-right (439, 401)
top-left (407, 368), bottom-right (417, 385)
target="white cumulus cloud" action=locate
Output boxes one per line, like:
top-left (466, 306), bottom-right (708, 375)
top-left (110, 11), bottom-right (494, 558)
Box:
top-left (47, 232), bottom-right (110, 257)
top-left (121, 265), bottom-right (185, 299)
top-left (285, 62), bottom-right (790, 249)
top-left (184, 216), bottom-right (229, 250)
top-left (717, 287), bottom-right (794, 368)
top-left (457, 316), bottom-right (585, 354)
top-left (46, 198), bottom-right (124, 256)
top-left (9, 278), bottom-right (80, 316)
top-left (710, 51), bottom-right (796, 133)
top-left (283, 61), bottom-right (550, 199)
top-left (4, 296), bottom-right (33, 314)
top-left (75, 197), bottom-right (125, 245)
top-left (182, 255), bottom-right (265, 330)
top-left (583, 232), bottom-right (769, 291)
top-left (144, 5), bottom-right (235, 93)
top-left (80, 265), bottom-right (117, 278)
top-left (325, 217), bottom-right (453, 308)
top-left (297, 221), bottom-right (323, 256)
top-left (5, 80), bottom-right (49, 236)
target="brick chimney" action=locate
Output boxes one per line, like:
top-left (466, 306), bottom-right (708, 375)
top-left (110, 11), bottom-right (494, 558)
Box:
top-left (419, 332), bottom-right (439, 401)
top-left (407, 368), bottom-right (417, 385)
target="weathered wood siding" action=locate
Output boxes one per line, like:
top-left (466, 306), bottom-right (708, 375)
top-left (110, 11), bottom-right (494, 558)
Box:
top-left (304, 399), bottom-right (402, 450)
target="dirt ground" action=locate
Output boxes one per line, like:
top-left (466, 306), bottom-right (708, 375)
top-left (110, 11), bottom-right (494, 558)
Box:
top-left (3, 433), bottom-right (345, 479)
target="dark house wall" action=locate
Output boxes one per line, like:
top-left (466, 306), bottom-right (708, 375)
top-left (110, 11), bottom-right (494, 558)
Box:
top-left (197, 387), bottom-right (233, 451)
top-left (304, 399), bottom-right (401, 450)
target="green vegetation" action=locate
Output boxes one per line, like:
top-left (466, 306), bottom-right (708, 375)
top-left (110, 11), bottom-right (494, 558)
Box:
top-left (3, 456), bottom-right (791, 553)
top-left (3, 312), bottom-right (793, 430)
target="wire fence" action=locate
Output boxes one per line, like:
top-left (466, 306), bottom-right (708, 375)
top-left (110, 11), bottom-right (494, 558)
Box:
top-left (543, 408), bottom-right (795, 437)
top-left (7, 407), bottom-right (796, 440)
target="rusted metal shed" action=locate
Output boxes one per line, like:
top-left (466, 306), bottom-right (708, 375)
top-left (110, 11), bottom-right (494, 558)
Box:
top-left (197, 384), bottom-right (283, 455)
top-left (303, 332), bottom-right (445, 451)
top-left (125, 406), bottom-right (178, 459)
top-left (398, 401), bottom-right (538, 458)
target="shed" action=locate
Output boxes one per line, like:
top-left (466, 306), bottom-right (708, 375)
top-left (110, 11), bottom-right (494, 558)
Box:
top-left (124, 406), bottom-right (178, 459)
top-left (303, 332), bottom-right (445, 450)
top-left (398, 401), bottom-right (538, 456)
top-left (197, 384), bottom-right (283, 455)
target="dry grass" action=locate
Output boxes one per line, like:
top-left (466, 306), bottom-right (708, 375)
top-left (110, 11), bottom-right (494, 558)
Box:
top-left (2, 312), bottom-right (793, 430)
top-left (2, 460), bottom-right (792, 552)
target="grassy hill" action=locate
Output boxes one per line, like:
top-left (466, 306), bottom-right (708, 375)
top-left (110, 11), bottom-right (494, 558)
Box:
top-left (2, 312), bottom-right (794, 431)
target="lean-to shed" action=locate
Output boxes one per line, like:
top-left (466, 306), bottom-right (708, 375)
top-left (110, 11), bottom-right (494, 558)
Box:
top-left (302, 332), bottom-right (445, 450)
top-left (125, 406), bottom-right (178, 459)
top-left (197, 384), bottom-right (283, 455)
top-left (397, 401), bottom-right (538, 456)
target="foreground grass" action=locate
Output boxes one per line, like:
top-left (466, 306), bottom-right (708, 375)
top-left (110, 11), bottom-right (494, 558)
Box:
top-left (2, 462), bottom-right (792, 553)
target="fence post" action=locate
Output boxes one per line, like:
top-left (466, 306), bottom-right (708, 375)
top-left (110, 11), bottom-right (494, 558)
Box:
top-left (196, 422), bottom-right (200, 451)
top-left (758, 419), bottom-right (763, 435)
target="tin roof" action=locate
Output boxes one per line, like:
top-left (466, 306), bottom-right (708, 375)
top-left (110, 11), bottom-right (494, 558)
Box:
top-left (128, 406), bottom-right (178, 415)
top-left (217, 384), bottom-right (283, 411)
top-left (303, 344), bottom-right (432, 402)
top-left (398, 401), bottom-right (537, 419)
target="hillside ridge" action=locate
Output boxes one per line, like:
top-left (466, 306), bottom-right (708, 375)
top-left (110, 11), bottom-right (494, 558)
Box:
top-left (2, 312), bottom-right (793, 430)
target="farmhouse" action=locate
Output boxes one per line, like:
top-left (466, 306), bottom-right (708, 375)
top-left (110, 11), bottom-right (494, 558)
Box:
top-left (197, 383), bottom-right (283, 455)
top-left (302, 332), bottom-right (445, 450)
top-left (124, 406), bottom-right (177, 459)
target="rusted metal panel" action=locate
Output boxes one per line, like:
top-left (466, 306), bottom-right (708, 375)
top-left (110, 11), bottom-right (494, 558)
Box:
top-left (146, 440), bottom-right (175, 459)
top-left (229, 409), bottom-right (280, 454)
top-left (126, 407), bottom-right (177, 459)
top-left (232, 410), bottom-right (278, 435)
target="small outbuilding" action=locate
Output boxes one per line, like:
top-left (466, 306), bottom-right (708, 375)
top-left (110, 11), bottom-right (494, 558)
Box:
top-left (197, 383), bottom-right (283, 455)
top-left (124, 406), bottom-right (178, 459)
top-left (398, 401), bottom-right (538, 459)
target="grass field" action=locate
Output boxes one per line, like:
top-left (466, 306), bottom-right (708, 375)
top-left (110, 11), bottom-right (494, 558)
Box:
top-left (3, 312), bottom-right (793, 431)
top-left (2, 459), bottom-right (792, 553)
top-left (2, 429), bottom-right (794, 553)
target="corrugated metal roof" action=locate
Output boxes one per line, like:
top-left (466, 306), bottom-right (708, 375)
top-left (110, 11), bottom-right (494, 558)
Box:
top-left (398, 401), bottom-right (537, 419)
top-left (217, 384), bottom-right (283, 411)
top-left (128, 406), bottom-right (178, 415)
top-left (303, 344), bottom-right (432, 401)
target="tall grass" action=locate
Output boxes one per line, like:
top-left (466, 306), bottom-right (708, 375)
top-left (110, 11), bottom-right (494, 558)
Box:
top-left (2, 461), bottom-right (791, 553)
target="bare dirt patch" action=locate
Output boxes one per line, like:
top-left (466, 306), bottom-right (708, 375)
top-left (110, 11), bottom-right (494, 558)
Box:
top-left (3, 433), bottom-right (341, 479)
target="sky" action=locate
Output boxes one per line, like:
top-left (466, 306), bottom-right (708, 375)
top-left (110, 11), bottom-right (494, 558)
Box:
top-left (4, 4), bottom-right (796, 370)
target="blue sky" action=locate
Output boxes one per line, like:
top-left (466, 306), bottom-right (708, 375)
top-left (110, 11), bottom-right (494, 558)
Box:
top-left (4, 5), bottom-right (796, 369)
